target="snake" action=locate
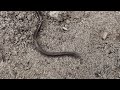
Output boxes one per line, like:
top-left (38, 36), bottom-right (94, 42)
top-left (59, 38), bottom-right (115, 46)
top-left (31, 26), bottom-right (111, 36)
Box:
top-left (33, 11), bottom-right (80, 58)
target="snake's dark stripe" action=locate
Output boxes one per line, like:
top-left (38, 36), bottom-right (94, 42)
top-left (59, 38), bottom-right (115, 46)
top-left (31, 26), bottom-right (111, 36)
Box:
top-left (33, 11), bottom-right (80, 58)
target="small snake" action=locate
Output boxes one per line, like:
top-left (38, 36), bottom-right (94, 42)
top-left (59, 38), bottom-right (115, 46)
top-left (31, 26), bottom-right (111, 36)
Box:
top-left (33, 11), bottom-right (80, 58)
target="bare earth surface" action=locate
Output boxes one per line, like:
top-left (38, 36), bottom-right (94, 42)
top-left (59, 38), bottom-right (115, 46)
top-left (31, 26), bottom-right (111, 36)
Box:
top-left (1, 11), bottom-right (120, 79)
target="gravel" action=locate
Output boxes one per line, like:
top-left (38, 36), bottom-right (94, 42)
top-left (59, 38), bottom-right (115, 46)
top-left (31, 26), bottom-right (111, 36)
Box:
top-left (0, 11), bottom-right (120, 79)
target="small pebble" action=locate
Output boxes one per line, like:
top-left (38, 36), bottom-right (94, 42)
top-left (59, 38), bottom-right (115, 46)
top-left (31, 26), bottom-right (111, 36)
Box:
top-left (102, 32), bottom-right (108, 40)
top-left (49, 11), bottom-right (60, 18)
top-left (62, 27), bottom-right (68, 31)
top-left (66, 19), bottom-right (71, 24)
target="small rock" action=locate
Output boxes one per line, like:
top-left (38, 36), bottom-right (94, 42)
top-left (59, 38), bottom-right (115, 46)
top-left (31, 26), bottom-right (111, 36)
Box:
top-left (66, 19), bottom-right (71, 24)
top-left (62, 27), bottom-right (68, 31)
top-left (102, 32), bottom-right (108, 40)
top-left (49, 11), bottom-right (60, 18)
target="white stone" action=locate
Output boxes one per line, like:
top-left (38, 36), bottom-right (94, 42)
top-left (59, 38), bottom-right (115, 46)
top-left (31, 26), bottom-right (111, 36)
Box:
top-left (49, 11), bottom-right (60, 18)
top-left (102, 32), bottom-right (108, 40)
top-left (62, 27), bottom-right (68, 31)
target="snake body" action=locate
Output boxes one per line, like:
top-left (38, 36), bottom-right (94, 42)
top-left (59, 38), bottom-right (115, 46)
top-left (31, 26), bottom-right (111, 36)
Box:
top-left (33, 11), bottom-right (80, 58)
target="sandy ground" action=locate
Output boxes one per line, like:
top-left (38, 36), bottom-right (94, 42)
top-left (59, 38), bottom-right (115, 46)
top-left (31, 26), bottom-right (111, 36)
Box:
top-left (0, 11), bottom-right (120, 79)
